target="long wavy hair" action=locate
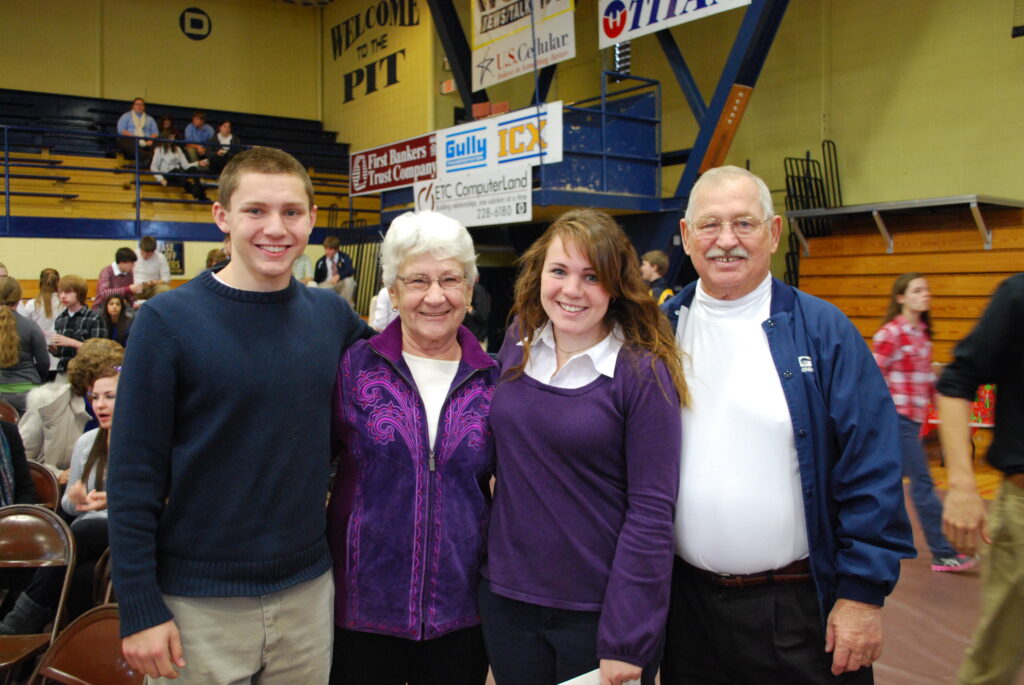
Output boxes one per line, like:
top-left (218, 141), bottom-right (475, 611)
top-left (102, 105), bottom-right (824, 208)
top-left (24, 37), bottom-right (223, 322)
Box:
top-left (34, 268), bottom-right (60, 318)
top-left (505, 209), bottom-right (688, 405)
top-left (884, 272), bottom-right (931, 338)
top-left (0, 277), bottom-right (23, 368)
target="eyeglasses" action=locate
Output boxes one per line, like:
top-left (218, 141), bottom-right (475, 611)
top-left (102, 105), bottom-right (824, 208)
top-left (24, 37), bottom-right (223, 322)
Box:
top-left (396, 274), bottom-right (466, 291)
top-left (691, 217), bottom-right (770, 238)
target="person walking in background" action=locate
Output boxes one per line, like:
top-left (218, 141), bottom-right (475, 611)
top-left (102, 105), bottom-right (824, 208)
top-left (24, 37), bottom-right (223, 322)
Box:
top-left (0, 277), bottom-right (49, 414)
top-left (872, 273), bottom-right (978, 573)
top-left (938, 273), bottom-right (1024, 685)
top-left (481, 209), bottom-right (685, 685)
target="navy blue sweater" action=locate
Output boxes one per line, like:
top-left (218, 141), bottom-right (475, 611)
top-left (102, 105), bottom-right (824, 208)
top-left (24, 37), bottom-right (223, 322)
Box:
top-left (108, 270), bottom-right (373, 636)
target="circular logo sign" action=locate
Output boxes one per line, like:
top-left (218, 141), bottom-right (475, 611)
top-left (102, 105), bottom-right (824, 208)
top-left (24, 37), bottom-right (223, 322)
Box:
top-left (602, 1), bottom-right (628, 40)
top-left (180, 7), bottom-right (212, 41)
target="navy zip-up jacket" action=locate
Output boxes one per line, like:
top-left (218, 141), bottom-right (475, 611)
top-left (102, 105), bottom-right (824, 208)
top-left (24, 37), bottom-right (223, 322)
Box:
top-left (662, 278), bottom-right (915, 617)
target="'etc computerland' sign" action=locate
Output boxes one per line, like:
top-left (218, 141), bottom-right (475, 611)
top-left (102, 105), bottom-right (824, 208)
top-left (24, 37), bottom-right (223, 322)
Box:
top-left (597, 0), bottom-right (750, 49)
top-left (436, 101), bottom-right (563, 175)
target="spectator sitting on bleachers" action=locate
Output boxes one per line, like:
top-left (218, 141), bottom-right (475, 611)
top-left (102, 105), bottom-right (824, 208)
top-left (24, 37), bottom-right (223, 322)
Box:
top-left (93, 248), bottom-right (144, 313)
top-left (134, 236), bottom-right (171, 300)
top-left (151, 128), bottom-right (208, 201)
top-left (158, 114), bottom-right (179, 140)
top-left (205, 120), bottom-right (243, 173)
top-left (17, 268), bottom-right (63, 379)
top-left (52, 275), bottom-right (107, 375)
top-left (183, 111), bottom-right (215, 163)
top-left (314, 236), bottom-right (356, 304)
top-left (116, 97), bottom-right (158, 165)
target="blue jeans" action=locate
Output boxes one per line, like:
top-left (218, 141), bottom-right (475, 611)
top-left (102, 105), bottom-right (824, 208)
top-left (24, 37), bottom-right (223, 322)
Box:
top-left (899, 415), bottom-right (956, 559)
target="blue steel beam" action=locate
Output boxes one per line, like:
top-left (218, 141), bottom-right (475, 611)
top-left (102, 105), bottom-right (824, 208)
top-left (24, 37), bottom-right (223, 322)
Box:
top-left (655, 31), bottom-right (707, 125)
top-left (656, 0), bottom-right (789, 282)
top-left (425, 0), bottom-right (488, 117)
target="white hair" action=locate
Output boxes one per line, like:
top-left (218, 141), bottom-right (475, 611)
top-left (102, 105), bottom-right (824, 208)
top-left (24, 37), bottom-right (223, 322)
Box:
top-left (684, 166), bottom-right (775, 225)
top-left (379, 211), bottom-right (478, 287)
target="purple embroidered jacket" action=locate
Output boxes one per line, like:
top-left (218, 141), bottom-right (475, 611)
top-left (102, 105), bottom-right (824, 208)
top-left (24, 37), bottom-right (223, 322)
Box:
top-left (326, 319), bottom-right (497, 639)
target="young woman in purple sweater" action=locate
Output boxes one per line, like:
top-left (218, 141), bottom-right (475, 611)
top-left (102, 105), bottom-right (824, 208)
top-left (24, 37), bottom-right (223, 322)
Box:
top-left (481, 209), bottom-right (687, 685)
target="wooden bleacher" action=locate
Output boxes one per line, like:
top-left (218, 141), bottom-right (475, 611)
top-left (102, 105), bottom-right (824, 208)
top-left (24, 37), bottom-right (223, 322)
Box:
top-left (793, 205), bottom-right (1024, 362)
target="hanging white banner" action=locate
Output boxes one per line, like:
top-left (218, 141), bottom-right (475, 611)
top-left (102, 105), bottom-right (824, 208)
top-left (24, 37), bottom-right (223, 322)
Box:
top-left (472, 0), bottom-right (576, 91)
top-left (414, 165), bottom-right (533, 227)
top-left (597, 0), bottom-right (751, 49)
top-left (436, 101), bottom-right (563, 175)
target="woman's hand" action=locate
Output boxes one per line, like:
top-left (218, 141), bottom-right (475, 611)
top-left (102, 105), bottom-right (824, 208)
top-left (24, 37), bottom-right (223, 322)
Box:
top-left (66, 480), bottom-right (88, 506)
top-left (76, 489), bottom-right (108, 512)
top-left (57, 469), bottom-right (70, 486)
top-left (600, 658), bottom-right (642, 685)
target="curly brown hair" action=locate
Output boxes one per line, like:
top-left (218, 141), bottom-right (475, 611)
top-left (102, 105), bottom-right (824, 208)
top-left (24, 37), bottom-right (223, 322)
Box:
top-left (506, 208), bottom-right (688, 405)
top-left (67, 338), bottom-right (124, 396)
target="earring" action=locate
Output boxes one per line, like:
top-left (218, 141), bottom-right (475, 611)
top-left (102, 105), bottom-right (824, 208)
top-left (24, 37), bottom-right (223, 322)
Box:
top-left (391, 305), bottom-right (398, 312)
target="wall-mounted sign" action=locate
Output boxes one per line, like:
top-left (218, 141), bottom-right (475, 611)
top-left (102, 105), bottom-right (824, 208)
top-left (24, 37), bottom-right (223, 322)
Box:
top-left (436, 102), bottom-right (563, 175)
top-left (179, 7), bottom-right (212, 41)
top-left (414, 165), bottom-right (532, 227)
top-left (472, 0), bottom-right (576, 91)
top-left (597, 0), bottom-right (750, 49)
top-left (158, 241), bottom-right (185, 275)
top-left (349, 134), bottom-right (436, 196)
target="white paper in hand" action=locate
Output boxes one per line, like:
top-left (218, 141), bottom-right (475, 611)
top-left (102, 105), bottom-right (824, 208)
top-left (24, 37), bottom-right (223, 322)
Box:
top-left (558, 668), bottom-right (640, 685)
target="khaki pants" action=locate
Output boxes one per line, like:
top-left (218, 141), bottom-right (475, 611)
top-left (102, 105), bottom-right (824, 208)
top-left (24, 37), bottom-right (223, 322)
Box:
top-left (148, 571), bottom-right (333, 685)
top-left (959, 480), bottom-right (1024, 685)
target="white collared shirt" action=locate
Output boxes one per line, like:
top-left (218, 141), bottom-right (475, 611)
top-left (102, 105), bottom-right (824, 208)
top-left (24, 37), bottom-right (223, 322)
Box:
top-left (111, 261), bottom-right (129, 277)
top-left (522, 322), bottom-right (623, 389)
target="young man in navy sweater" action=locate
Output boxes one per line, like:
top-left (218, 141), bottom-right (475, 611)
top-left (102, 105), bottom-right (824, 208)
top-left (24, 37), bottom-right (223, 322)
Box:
top-left (108, 147), bottom-right (373, 682)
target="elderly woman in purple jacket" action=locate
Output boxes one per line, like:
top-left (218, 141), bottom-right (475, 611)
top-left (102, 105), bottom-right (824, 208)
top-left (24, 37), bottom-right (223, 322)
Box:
top-left (326, 210), bottom-right (497, 685)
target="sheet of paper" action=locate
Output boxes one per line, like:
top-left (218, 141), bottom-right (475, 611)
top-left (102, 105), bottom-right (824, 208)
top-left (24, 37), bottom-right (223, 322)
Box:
top-left (558, 669), bottom-right (640, 685)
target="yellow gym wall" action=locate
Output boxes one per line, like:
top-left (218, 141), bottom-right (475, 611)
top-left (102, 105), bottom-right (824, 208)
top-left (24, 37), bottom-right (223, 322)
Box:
top-left (1, 238), bottom-right (324, 283)
top-left (322, 0), bottom-right (436, 151)
top-left (0, 0), bottom-right (320, 119)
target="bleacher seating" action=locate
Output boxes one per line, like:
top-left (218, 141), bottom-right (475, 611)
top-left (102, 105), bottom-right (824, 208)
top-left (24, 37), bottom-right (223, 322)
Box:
top-left (0, 88), bottom-right (349, 174)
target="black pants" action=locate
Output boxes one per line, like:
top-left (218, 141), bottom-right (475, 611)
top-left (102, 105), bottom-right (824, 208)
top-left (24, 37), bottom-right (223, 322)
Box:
top-left (478, 580), bottom-right (659, 685)
top-left (329, 624), bottom-right (488, 685)
top-left (25, 516), bottom-right (107, 620)
top-left (661, 557), bottom-right (873, 685)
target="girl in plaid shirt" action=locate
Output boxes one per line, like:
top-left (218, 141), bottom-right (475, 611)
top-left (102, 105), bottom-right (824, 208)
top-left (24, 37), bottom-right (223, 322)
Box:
top-left (873, 273), bottom-right (977, 572)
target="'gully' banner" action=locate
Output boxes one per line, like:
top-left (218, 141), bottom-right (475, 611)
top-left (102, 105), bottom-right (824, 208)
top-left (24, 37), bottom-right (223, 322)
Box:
top-left (436, 101), bottom-right (563, 175)
top-left (472, 0), bottom-right (576, 91)
top-left (597, 0), bottom-right (750, 49)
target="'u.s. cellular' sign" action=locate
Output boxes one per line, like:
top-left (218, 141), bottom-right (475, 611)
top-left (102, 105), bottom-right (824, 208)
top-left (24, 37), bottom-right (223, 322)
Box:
top-left (598, 0), bottom-right (750, 49)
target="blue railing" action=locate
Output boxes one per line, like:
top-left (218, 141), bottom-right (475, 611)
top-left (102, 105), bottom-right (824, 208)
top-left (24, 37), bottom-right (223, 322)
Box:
top-left (1, 124), bottom-right (365, 235)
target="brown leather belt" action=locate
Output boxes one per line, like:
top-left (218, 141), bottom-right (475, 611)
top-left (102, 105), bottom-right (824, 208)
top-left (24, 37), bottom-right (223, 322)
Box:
top-left (685, 558), bottom-right (812, 589)
top-left (1007, 473), bottom-right (1024, 489)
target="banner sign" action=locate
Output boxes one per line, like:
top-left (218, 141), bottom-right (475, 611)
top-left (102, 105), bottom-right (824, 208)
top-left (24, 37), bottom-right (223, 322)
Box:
top-left (414, 165), bottom-right (533, 227)
top-left (472, 0), bottom-right (576, 91)
top-left (436, 102), bottom-right (562, 175)
top-left (349, 134), bottom-right (436, 196)
top-left (597, 0), bottom-right (750, 49)
top-left (158, 241), bottom-right (184, 276)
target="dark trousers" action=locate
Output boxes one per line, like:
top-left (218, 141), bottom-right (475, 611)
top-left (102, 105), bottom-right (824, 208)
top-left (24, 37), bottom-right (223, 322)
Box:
top-left (329, 624), bottom-right (488, 685)
top-left (661, 557), bottom-right (873, 685)
top-left (26, 516), bottom-right (107, 620)
top-left (478, 580), bottom-right (659, 685)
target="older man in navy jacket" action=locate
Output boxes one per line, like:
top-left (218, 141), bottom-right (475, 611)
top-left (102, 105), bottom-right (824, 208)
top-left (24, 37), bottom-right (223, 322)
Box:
top-left (660, 166), bottom-right (915, 684)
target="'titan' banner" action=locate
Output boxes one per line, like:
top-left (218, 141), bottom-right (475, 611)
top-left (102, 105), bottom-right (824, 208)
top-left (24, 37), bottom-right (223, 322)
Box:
top-left (597, 0), bottom-right (750, 49)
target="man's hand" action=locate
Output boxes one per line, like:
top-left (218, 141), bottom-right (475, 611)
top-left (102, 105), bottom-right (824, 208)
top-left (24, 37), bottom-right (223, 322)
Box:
top-left (599, 658), bottom-right (642, 685)
top-left (130, 282), bottom-right (145, 294)
top-left (825, 599), bottom-right (882, 675)
top-left (942, 486), bottom-right (990, 555)
top-left (123, 620), bottom-right (185, 679)
top-left (50, 334), bottom-right (81, 349)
